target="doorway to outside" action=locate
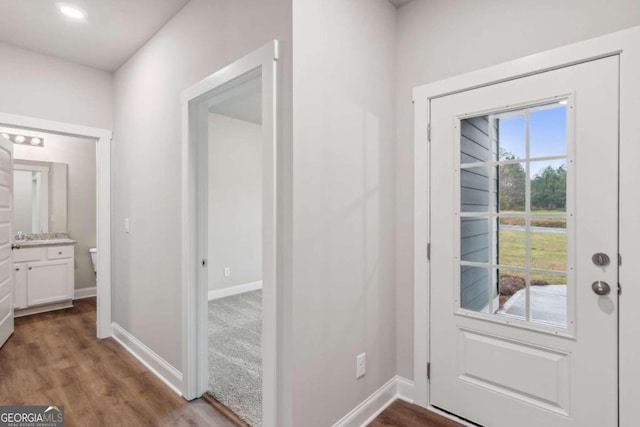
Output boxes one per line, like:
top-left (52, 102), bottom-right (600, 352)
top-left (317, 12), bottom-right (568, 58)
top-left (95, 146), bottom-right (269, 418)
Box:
top-left (182, 41), bottom-right (279, 427)
top-left (0, 113), bottom-right (111, 339)
top-left (415, 55), bottom-right (619, 427)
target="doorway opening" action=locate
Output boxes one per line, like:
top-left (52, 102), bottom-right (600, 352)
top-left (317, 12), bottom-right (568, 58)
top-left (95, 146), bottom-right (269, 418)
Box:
top-left (182, 41), bottom-right (279, 427)
top-left (205, 71), bottom-right (263, 425)
top-left (0, 113), bottom-right (111, 339)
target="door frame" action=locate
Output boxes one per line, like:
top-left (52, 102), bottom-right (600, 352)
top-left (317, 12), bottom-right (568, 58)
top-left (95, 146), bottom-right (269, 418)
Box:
top-left (0, 112), bottom-right (112, 338)
top-left (181, 41), bottom-right (280, 427)
top-left (413, 25), bottom-right (640, 426)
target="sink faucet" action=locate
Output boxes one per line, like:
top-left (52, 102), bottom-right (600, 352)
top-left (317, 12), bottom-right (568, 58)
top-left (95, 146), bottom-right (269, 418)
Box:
top-left (15, 231), bottom-right (23, 241)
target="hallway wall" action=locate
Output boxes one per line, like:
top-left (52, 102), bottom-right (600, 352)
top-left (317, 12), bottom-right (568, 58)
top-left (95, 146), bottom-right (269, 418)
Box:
top-left (292, 0), bottom-right (397, 425)
top-left (0, 42), bottom-right (112, 129)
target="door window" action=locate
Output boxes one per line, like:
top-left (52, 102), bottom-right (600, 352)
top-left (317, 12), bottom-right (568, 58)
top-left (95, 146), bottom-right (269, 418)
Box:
top-left (457, 101), bottom-right (571, 330)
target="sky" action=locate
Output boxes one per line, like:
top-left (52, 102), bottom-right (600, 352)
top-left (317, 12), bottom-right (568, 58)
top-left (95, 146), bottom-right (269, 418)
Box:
top-left (499, 104), bottom-right (567, 176)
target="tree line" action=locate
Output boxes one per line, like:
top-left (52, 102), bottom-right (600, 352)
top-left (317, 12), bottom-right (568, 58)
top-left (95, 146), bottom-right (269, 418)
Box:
top-left (498, 152), bottom-right (566, 211)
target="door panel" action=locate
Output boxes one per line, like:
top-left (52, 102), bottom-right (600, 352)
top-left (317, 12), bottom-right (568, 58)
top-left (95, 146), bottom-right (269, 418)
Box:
top-left (0, 135), bottom-right (12, 348)
top-left (429, 57), bottom-right (618, 427)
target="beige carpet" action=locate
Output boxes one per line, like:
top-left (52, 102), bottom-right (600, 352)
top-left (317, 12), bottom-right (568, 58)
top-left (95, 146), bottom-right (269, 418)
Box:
top-left (207, 290), bottom-right (262, 426)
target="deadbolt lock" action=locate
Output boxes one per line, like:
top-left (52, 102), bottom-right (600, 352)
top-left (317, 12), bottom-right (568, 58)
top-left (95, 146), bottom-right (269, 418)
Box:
top-left (592, 253), bottom-right (610, 267)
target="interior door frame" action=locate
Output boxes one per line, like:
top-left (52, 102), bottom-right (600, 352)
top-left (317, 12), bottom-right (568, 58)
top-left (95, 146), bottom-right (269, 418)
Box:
top-left (413, 26), bottom-right (640, 426)
top-left (0, 112), bottom-right (112, 339)
top-left (181, 41), bottom-right (280, 427)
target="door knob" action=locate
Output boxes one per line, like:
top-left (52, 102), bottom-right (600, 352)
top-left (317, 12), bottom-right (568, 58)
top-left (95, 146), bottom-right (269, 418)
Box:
top-left (592, 280), bottom-right (611, 296)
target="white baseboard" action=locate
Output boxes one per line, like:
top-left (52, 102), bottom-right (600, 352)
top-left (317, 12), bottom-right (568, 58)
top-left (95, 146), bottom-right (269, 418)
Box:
top-left (332, 375), bottom-right (478, 427)
top-left (111, 322), bottom-right (183, 396)
top-left (208, 280), bottom-right (263, 301)
top-left (74, 286), bottom-right (97, 300)
top-left (332, 376), bottom-right (415, 427)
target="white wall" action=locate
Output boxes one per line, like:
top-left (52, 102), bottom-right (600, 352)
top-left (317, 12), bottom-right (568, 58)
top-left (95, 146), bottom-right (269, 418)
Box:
top-left (14, 135), bottom-right (97, 290)
top-left (112, 0), bottom-right (292, 401)
top-left (395, 0), bottom-right (640, 379)
top-left (0, 42), bottom-right (112, 129)
top-left (208, 113), bottom-right (262, 291)
top-left (292, 0), bottom-right (396, 425)
top-left (50, 163), bottom-right (68, 232)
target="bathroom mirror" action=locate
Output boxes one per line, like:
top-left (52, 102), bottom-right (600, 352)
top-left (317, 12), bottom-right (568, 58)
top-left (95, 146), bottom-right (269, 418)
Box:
top-left (13, 160), bottom-right (68, 234)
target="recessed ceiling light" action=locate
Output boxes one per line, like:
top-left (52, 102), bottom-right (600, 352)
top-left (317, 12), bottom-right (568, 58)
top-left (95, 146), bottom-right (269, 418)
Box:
top-left (14, 135), bottom-right (25, 144)
top-left (30, 138), bottom-right (42, 146)
top-left (56, 2), bottom-right (88, 20)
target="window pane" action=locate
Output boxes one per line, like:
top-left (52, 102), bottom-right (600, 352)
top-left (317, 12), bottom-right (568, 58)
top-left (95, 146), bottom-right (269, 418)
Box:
top-left (530, 104), bottom-right (567, 159)
top-left (530, 272), bottom-right (567, 329)
top-left (497, 269), bottom-right (526, 320)
top-left (497, 115), bottom-right (526, 160)
top-left (461, 266), bottom-right (490, 312)
top-left (498, 162), bottom-right (526, 212)
top-left (530, 160), bottom-right (566, 212)
top-left (461, 116), bottom-right (491, 163)
top-left (497, 217), bottom-right (526, 267)
top-left (461, 166), bottom-right (491, 213)
top-left (530, 218), bottom-right (567, 272)
top-left (461, 218), bottom-right (489, 263)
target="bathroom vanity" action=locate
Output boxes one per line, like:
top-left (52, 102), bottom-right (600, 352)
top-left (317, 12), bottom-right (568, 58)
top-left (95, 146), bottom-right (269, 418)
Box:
top-left (12, 238), bottom-right (76, 316)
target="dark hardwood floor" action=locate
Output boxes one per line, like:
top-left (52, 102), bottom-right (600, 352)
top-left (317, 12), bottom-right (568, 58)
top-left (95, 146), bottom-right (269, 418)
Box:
top-left (0, 298), bottom-right (464, 427)
top-left (0, 298), bottom-right (237, 427)
top-left (371, 400), bottom-right (464, 427)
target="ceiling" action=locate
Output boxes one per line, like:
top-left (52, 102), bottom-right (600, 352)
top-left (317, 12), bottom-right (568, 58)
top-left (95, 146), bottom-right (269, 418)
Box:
top-left (388, 0), bottom-right (415, 7)
top-left (0, 0), bottom-right (414, 72)
top-left (0, 0), bottom-right (189, 71)
top-left (209, 77), bottom-right (262, 125)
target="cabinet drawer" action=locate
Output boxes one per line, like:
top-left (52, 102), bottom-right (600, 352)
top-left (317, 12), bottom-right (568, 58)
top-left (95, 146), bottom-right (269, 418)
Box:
top-left (47, 246), bottom-right (74, 260)
top-left (12, 247), bottom-right (43, 263)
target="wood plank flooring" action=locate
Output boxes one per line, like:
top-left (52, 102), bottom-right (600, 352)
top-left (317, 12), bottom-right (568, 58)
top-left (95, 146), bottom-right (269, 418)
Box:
top-left (0, 298), bottom-right (237, 427)
top-left (370, 400), bottom-right (465, 427)
top-left (0, 298), bottom-right (465, 427)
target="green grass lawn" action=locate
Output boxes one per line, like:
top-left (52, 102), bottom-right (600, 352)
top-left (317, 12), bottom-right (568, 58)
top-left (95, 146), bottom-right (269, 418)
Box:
top-left (500, 210), bottom-right (566, 215)
top-left (498, 229), bottom-right (567, 284)
top-left (500, 211), bottom-right (566, 228)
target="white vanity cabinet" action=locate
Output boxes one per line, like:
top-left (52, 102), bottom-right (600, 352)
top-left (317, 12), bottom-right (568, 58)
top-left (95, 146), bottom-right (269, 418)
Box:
top-left (12, 244), bottom-right (75, 314)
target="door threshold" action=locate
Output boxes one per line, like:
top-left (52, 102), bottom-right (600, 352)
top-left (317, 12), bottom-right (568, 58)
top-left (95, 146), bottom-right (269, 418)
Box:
top-left (429, 404), bottom-right (483, 427)
top-left (202, 393), bottom-right (251, 427)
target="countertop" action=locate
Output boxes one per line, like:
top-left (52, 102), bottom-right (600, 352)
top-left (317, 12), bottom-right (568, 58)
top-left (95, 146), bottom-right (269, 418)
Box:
top-left (12, 238), bottom-right (77, 248)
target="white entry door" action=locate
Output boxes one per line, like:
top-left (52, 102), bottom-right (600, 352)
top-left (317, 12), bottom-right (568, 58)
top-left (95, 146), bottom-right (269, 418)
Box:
top-left (429, 56), bottom-right (618, 426)
top-left (0, 134), bottom-right (13, 348)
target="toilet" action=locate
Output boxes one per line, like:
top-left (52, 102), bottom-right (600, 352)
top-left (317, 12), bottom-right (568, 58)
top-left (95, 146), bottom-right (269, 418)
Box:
top-left (89, 248), bottom-right (97, 273)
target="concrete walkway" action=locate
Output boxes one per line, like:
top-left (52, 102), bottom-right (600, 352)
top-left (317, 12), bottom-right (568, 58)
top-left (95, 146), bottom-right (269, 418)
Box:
top-left (499, 285), bottom-right (567, 327)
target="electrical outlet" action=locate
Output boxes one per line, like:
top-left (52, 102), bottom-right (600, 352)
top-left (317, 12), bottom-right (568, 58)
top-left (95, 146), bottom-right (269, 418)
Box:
top-left (224, 267), bottom-right (231, 277)
top-left (124, 218), bottom-right (130, 234)
top-left (356, 353), bottom-right (366, 379)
